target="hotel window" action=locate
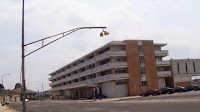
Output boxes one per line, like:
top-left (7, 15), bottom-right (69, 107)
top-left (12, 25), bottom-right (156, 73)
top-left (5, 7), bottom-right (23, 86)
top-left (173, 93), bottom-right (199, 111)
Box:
top-left (138, 45), bottom-right (143, 55)
top-left (141, 67), bottom-right (146, 74)
top-left (116, 81), bottom-right (127, 85)
top-left (142, 81), bottom-right (147, 86)
top-left (115, 70), bottom-right (126, 73)
top-left (88, 55), bottom-right (94, 59)
top-left (139, 56), bottom-right (145, 64)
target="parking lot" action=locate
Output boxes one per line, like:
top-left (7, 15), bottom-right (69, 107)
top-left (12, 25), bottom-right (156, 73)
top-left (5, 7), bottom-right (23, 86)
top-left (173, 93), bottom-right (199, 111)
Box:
top-left (8, 91), bottom-right (200, 112)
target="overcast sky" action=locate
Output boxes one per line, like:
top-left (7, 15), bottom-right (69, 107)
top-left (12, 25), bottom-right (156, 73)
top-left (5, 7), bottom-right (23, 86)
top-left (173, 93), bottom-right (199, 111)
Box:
top-left (0, 0), bottom-right (200, 92)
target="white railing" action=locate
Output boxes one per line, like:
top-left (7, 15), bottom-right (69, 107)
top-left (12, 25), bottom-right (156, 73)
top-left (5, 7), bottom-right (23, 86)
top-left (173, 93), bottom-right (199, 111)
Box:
top-left (156, 61), bottom-right (170, 66)
top-left (155, 50), bottom-right (169, 56)
top-left (49, 50), bottom-right (127, 81)
top-left (108, 50), bottom-right (127, 56)
top-left (50, 73), bottom-right (129, 91)
top-left (157, 71), bottom-right (171, 77)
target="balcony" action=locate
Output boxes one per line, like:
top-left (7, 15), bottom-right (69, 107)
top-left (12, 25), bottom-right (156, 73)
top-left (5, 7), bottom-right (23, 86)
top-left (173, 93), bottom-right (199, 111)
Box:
top-left (49, 73), bottom-right (129, 91)
top-left (155, 50), bottom-right (168, 56)
top-left (157, 71), bottom-right (171, 77)
top-left (156, 61), bottom-right (170, 66)
top-left (108, 50), bottom-right (127, 56)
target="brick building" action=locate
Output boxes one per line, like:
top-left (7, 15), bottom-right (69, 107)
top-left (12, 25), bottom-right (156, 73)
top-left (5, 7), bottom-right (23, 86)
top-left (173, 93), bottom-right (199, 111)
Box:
top-left (49, 40), bottom-right (171, 99)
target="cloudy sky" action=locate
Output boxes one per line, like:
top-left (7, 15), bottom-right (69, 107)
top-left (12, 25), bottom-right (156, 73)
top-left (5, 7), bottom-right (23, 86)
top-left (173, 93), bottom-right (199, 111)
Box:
top-left (0, 0), bottom-right (200, 92)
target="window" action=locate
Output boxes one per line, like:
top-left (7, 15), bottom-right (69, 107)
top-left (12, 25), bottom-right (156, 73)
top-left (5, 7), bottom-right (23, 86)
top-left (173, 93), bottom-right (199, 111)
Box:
top-left (101, 70), bottom-right (112, 76)
top-left (139, 56), bottom-right (145, 64)
top-left (193, 62), bottom-right (196, 72)
top-left (138, 45), bottom-right (143, 55)
top-left (142, 81), bottom-right (147, 86)
top-left (82, 77), bottom-right (86, 81)
top-left (117, 59), bottom-right (122, 62)
top-left (116, 81), bottom-right (127, 85)
top-left (100, 59), bottom-right (111, 65)
top-left (177, 63), bottom-right (180, 73)
top-left (115, 70), bottom-right (126, 73)
top-left (99, 47), bottom-right (110, 55)
top-left (141, 67), bottom-right (146, 74)
top-left (75, 79), bottom-right (78, 82)
top-left (80, 60), bottom-right (84, 63)
top-left (185, 63), bottom-right (188, 73)
top-left (89, 55), bottom-right (94, 59)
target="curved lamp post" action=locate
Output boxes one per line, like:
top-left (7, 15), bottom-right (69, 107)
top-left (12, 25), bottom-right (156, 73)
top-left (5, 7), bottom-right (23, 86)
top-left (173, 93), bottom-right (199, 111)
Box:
top-left (36, 81), bottom-right (44, 101)
top-left (1, 74), bottom-right (10, 103)
top-left (22, 0), bottom-right (109, 111)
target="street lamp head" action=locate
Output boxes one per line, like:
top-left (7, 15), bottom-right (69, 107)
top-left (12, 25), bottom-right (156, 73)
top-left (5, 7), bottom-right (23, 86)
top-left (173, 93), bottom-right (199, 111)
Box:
top-left (103, 31), bottom-right (109, 35)
top-left (100, 30), bottom-right (109, 37)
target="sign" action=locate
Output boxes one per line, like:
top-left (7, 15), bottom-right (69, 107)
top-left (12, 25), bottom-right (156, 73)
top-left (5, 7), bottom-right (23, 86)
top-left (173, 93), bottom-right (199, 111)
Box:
top-left (92, 88), bottom-right (96, 91)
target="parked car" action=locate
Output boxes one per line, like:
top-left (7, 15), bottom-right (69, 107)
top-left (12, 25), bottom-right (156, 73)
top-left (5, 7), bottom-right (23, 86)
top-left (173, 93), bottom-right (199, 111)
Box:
top-left (140, 89), bottom-right (161, 97)
top-left (160, 87), bottom-right (174, 94)
top-left (173, 86), bottom-right (187, 92)
top-left (87, 94), bottom-right (107, 99)
top-left (185, 84), bottom-right (200, 91)
top-left (5, 101), bottom-right (9, 105)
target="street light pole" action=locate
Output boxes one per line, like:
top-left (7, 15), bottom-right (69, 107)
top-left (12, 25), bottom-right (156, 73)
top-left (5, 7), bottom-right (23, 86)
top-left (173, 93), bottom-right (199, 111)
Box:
top-left (1, 74), bottom-right (10, 103)
top-left (21, 1), bottom-right (108, 112)
top-left (36, 81), bottom-right (44, 101)
top-left (1, 74), bottom-right (10, 85)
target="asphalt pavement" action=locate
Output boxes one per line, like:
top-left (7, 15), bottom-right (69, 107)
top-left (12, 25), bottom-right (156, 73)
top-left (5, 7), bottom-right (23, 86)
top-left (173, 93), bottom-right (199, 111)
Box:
top-left (8, 91), bottom-right (200, 112)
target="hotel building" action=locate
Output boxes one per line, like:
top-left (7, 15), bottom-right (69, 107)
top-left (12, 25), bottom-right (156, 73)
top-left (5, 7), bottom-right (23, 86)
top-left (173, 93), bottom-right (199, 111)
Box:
top-left (49, 40), bottom-right (171, 99)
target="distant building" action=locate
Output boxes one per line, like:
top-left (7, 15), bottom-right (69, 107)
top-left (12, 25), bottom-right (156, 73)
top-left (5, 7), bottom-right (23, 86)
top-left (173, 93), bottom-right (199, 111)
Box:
top-left (169, 59), bottom-right (200, 87)
top-left (49, 40), bottom-right (171, 99)
top-left (3, 83), bottom-right (37, 102)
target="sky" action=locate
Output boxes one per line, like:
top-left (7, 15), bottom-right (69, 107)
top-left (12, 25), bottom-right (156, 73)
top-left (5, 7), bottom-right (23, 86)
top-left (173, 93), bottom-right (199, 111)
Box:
top-left (0, 0), bottom-right (200, 92)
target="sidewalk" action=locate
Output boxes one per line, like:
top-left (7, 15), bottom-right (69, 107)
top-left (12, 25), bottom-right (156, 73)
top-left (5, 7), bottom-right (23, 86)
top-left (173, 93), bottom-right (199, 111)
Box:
top-left (0, 105), bottom-right (18, 112)
top-left (83, 96), bottom-right (141, 102)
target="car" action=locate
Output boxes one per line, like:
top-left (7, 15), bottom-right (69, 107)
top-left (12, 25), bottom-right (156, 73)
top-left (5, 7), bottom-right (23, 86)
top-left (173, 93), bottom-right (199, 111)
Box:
top-left (140, 89), bottom-right (161, 97)
top-left (5, 101), bottom-right (9, 105)
top-left (87, 94), bottom-right (107, 99)
top-left (160, 87), bottom-right (174, 94)
top-left (185, 84), bottom-right (200, 91)
top-left (173, 86), bottom-right (187, 92)
top-left (193, 85), bottom-right (200, 91)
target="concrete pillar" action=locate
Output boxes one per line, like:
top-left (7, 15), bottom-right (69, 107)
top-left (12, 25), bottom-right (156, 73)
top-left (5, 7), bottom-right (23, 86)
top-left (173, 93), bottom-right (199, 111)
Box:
top-left (78, 90), bottom-right (80, 99)
top-left (97, 86), bottom-right (100, 94)
top-left (86, 89), bottom-right (89, 98)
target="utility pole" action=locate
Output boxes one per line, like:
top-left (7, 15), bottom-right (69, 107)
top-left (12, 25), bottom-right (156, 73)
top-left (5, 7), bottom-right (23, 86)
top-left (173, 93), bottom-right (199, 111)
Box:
top-left (21, 0), bottom-right (26, 111)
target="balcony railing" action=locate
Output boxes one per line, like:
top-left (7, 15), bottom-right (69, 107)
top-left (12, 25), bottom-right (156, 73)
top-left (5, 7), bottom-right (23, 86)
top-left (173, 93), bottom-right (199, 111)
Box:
top-left (156, 61), bottom-right (170, 66)
top-left (49, 73), bottom-right (129, 91)
top-left (157, 71), bottom-right (171, 77)
top-left (155, 50), bottom-right (168, 56)
top-left (49, 50), bottom-right (127, 81)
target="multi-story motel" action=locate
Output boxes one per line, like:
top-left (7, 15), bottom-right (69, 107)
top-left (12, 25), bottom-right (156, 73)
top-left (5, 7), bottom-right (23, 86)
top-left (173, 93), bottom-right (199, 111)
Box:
top-left (49, 40), bottom-right (172, 99)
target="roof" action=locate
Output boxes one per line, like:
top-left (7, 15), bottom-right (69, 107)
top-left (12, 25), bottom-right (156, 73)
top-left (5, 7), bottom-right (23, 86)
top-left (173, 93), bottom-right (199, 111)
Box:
top-left (10, 88), bottom-right (36, 95)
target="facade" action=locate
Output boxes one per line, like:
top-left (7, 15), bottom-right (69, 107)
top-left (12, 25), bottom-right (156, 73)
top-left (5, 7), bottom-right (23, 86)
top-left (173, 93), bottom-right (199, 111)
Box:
top-left (49, 40), bottom-right (170, 99)
top-left (169, 59), bottom-right (200, 87)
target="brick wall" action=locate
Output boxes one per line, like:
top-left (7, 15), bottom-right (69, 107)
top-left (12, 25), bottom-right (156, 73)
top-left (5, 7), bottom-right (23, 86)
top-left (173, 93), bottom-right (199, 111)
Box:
top-left (125, 40), bottom-right (142, 96)
top-left (143, 41), bottom-right (158, 90)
